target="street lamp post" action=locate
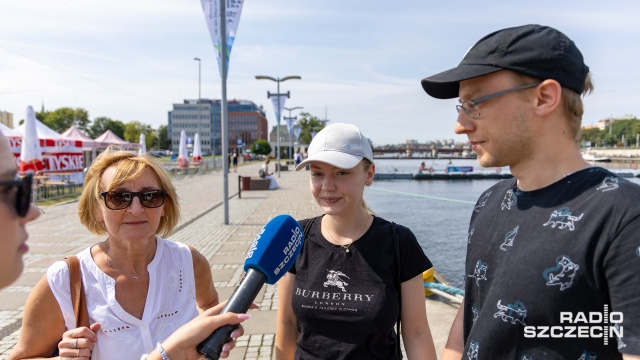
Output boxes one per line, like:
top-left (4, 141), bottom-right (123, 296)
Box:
top-left (284, 106), bottom-right (303, 161)
top-left (193, 57), bottom-right (202, 163)
top-left (255, 75), bottom-right (301, 177)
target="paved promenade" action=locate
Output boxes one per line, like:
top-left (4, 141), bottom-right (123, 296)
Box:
top-left (0, 160), bottom-right (458, 359)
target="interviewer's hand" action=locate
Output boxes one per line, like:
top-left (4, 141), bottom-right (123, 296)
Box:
top-left (159, 302), bottom-right (252, 360)
top-left (58, 323), bottom-right (101, 359)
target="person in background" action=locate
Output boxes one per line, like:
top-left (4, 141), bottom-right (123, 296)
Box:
top-left (260, 157), bottom-right (279, 190)
top-left (10, 145), bottom-right (247, 360)
top-left (0, 132), bottom-right (41, 289)
top-left (275, 123), bottom-right (437, 359)
top-left (232, 149), bottom-right (238, 172)
top-left (418, 161), bottom-right (426, 173)
top-left (294, 149), bottom-right (303, 167)
top-left (421, 24), bottom-right (640, 359)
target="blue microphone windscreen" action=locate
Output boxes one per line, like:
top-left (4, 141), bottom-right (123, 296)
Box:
top-left (244, 214), bottom-right (304, 284)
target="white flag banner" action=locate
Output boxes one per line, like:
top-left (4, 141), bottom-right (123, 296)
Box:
top-left (284, 117), bottom-right (295, 134)
top-left (294, 127), bottom-right (301, 140)
top-left (199, 0), bottom-right (244, 77)
top-left (270, 95), bottom-right (287, 123)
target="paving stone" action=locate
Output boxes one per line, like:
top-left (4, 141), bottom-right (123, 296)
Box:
top-left (10, 272), bottom-right (45, 287)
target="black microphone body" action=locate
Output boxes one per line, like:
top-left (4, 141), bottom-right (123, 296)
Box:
top-left (197, 269), bottom-right (267, 359)
top-left (196, 214), bottom-right (304, 360)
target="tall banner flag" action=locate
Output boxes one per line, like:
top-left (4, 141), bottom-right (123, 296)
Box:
top-left (199, 0), bottom-right (244, 77)
top-left (270, 95), bottom-right (287, 124)
top-left (294, 127), bottom-right (301, 140)
top-left (285, 117), bottom-right (295, 134)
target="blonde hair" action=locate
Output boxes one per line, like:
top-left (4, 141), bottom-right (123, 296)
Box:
top-left (78, 146), bottom-right (180, 237)
top-left (516, 72), bottom-right (594, 142)
top-left (563, 73), bottom-right (594, 142)
top-left (361, 159), bottom-right (375, 215)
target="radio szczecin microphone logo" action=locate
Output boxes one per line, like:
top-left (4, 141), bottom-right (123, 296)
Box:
top-left (523, 305), bottom-right (624, 345)
top-left (197, 214), bottom-right (305, 360)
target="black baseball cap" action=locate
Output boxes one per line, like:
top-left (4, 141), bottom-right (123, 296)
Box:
top-left (421, 24), bottom-right (590, 99)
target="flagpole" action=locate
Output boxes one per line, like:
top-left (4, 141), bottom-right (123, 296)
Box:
top-left (220, 0), bottom-right (229, 225)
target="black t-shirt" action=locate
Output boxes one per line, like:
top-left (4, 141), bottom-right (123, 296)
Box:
top-left (463, 167), bottom-right (640, 359)
top-left (289, 216), bottom-right (432, 360)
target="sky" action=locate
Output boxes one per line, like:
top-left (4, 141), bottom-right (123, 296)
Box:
top-left (1, 0), bottom-right (640, 146)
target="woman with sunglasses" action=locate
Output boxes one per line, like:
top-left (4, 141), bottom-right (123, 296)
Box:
top-left (0, 132), bottom-right (41, 289)
top-left (10, 146), bottom-right (247, 360)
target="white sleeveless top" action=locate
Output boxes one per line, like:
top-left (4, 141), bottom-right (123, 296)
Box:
top-left (47, 237), bottom-right (199, 360)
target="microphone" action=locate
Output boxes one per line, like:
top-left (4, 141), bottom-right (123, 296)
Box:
top-left (197, 214), bottom-right (304, 359)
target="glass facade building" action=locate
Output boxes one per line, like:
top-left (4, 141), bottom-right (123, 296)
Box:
top-left (168, 99), bottom-right (268, 156)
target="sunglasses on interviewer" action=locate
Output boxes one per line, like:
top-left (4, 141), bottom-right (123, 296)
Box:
top-left (0, 172), bottom-right (33, 218)
top-left (99, 190), bottom-right (167, 210)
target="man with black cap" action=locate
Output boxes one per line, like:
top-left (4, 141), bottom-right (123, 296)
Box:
top-left (422, 24), bottom-right (640, 359)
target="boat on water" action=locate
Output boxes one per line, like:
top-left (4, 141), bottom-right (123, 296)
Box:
top-left (582, 153), bottom-right (611, 162)
top-left (374, 163), bottom-right (513, 180)
top-left (445, 165), bottom-right (473, 173)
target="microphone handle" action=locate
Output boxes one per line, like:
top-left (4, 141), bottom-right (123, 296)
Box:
top-left (197, 268), bottom-right (267, 360)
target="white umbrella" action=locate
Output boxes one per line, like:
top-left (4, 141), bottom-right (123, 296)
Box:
top-left (178, 130), bottom-right (188, 169)
top-left (19, 106), bottom-right (44, 173)
top-left (138, 133), bottom-right (147, 155)
top-left (192, 133), bottom-right (202, 164)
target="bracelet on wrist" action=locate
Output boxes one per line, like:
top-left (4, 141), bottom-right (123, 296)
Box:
top-left (156, 342), bottom-right (170, 360)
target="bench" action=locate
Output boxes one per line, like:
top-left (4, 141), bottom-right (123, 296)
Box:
top-left (275, 163), bottom-right (289, 171)
top-left (250, 178), bottom-right (270, 190)
top-left (238, 176), bottom-right (271, 194)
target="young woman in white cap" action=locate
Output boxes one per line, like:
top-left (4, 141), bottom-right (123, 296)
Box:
top-left (275, 123), bottom-right (437, 359)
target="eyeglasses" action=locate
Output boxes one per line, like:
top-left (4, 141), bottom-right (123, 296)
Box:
top-left (456, 83), bottom-right (540, 119)
top-left (0, 173), bottom-right (33, 218)
top-left (99, 190), bottom-right (167, 210)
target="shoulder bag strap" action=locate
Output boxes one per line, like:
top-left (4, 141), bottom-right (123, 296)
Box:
top-left (303, 216), bottom-right (318, 238)
top-left (392, 222), bottom-right (403, 359)
top-left (65, 255), bottom-right (90, 328)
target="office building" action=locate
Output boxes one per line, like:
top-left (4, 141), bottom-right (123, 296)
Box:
top-left (168, 99), bottom-right (268, 156)
top-left (0, 111), bottom-right (14, 128)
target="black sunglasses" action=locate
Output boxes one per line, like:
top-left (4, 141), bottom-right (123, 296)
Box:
top-left (99, 189), bottom-right (167, 210)
top-left (0, 172), bottom-right (33, 218)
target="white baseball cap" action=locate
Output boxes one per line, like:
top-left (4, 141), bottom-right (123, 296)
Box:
top-left (296, 123), bottom-right (374, 171)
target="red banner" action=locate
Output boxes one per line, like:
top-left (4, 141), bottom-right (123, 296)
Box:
top-left (9, 137), bottom-right (84, 173)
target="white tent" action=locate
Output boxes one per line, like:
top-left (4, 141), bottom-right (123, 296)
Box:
top-left (62, 126), bottom-right (108, 150)
top-left (138, 133), bottom-right (147, 155)
top-left (62, 125), bottom-right (109, 166)
top-left (0, 123), bottom-right (22, 137)
top-left (95, 130), bottom-right (140, 149)
top-left (16, 106), bottom-right (84, 182)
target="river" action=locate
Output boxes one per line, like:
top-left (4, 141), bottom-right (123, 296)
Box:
top-left (364, 159), bottom-right (640, 288)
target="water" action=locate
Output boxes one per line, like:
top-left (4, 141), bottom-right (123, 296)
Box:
top-left (364, 159), bottom-right (640, 289)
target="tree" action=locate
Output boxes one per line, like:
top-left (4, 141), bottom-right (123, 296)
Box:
top-left (39, 107), bottom-right (90, 134)
top-left (88, 117), bottom-right (126, 139)
top-left (251, 139), bottom-right (272, 156)
top-left (124, 121), bottom-right (157, 150)
top-left (579, 118), bottom-right (640, 148)
top-left (580, 127), bottom-right (602, 147)
top-left (157, 125), bottom-right (170, 150)
top-left (296, 112), bottom-right (325, 145)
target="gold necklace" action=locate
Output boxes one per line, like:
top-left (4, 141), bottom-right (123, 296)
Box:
top-left (104, 242), bottom-right (148, 281)
top-left (324, 215), bottom-right (371, 253)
